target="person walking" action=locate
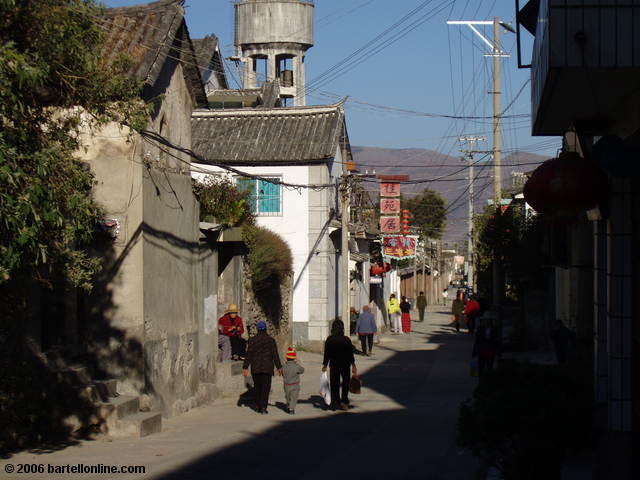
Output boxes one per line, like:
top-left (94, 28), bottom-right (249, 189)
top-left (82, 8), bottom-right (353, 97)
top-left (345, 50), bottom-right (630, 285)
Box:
top-left (472, 316), bottom-right (500, 376)
top-left (218, 303), bottom-right (246, 360)
top-left (451, 290), bottom-right (465, 333)
top-left (386, 294), bottom-right (401, 334)
top-left (464, 295), bottom-right (480, 334)
top-left (322, 320), bottom-right (357, 411)
top-left (242, 321), bottom-right (282, 414)
top-left (442, 288), bottom-right (449, 306)
top-left (416, 291), bottom-right (427, 322)
top-left (355, 305), bottom-right (377, 356)
top-left (400, 295), bottom-right (412, 333)
top-left (282, 347), bottom-right (304, 415)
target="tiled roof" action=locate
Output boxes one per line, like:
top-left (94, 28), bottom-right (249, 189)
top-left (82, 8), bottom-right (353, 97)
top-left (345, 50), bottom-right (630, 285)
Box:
top-left (192, 35), bottom-right (228, 89)
top-left (100, 0), bottom-right (207, 107)
top-left (191, 103), bottom-right (351, 165)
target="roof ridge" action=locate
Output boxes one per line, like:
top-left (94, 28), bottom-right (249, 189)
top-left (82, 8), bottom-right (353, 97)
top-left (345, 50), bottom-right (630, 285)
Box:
top-left (103, 0), bottom-right (183, 16)
top-left (193, 102), bottom-right (344, 117)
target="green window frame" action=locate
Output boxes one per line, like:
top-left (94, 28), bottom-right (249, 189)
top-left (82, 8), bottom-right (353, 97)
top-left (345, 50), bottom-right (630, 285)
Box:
top-left (236, 177), bottom-right (282, 216)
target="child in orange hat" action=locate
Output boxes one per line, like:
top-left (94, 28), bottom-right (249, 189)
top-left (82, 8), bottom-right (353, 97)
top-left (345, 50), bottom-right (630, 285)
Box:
top-left (282, 347), bottom-right (305, 415)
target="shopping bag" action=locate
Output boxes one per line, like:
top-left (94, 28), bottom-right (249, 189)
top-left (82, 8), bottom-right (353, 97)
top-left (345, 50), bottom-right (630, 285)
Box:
top-left (319, 371), bottom-right (331, 406)
top-left (470, 357), bottom-right (479, 378)
top-left (349, 375), bottom-right (362, 394)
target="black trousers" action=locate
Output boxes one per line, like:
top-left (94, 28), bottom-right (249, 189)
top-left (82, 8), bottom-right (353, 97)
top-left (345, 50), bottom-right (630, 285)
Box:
top-left (230, 336), bottom-right (246, 357)
top-left (252, 373), bottom-right (272, 410)
top-left (329, 364), bottom-right (351, 406)
top-left (359, 334), bottom-right (374, 354)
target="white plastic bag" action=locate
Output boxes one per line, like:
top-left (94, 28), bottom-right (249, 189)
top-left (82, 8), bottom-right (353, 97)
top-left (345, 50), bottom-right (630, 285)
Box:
top-left (319, 371), bottom-right (331, 406)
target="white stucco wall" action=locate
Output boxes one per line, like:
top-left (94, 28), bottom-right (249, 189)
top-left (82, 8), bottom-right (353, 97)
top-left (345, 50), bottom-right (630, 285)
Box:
top-left (192, 164), bottom-right (310, 328)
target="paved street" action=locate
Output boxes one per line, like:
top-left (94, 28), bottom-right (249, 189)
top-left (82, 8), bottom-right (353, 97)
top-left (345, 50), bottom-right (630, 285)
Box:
top-left (2, 306), bottom-right (480, 480)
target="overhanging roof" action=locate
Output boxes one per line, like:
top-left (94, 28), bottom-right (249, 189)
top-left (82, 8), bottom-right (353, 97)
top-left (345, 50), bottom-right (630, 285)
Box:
top-left (191, 102), bottom-right (351, 166)
top-left (100, 0), bottom-right (207, 107)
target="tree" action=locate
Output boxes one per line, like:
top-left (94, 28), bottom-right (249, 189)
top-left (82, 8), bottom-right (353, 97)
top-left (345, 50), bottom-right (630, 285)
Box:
top-left (0, 0), bottom-right (147, 289)
top-left (402, 188), bottom-right (447, 239)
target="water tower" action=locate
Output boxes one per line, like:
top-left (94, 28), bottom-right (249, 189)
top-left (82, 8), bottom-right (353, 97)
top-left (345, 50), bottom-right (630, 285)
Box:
top-left (235, 0), bottom-right (314, 106)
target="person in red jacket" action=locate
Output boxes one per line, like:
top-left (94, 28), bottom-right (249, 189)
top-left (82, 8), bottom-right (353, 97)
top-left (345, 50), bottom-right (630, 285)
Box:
top-left (218, 303), bottom-right (246, 360)
top-left (464, 295), bottom-right (480, 334)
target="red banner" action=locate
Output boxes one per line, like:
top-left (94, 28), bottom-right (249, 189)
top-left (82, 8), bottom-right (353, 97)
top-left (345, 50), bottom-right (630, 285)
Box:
top-left (380, 216), bottom-right (400, 233)
top-left (383, 236), bottom-right (417, 258)
top-left (380, 198), bottom-right (401, 214)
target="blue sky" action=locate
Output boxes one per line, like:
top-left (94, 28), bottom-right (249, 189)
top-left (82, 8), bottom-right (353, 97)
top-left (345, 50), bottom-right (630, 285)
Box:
top-left (103, 0), bottom-right (560, 159)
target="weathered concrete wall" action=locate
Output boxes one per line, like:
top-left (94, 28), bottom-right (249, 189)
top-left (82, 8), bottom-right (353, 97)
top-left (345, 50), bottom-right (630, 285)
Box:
top-left (141, 60), bottom-right (211, 417)
top-left (195, 244), bottom-right (218, 385)
top-left (80, 59), bottom-right (217, 417)
top-left (78, 122), bottom-right (146, 395)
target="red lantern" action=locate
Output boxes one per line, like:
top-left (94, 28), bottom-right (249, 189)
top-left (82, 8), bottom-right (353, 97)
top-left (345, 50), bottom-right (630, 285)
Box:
top-left (523, 151), bottom-right (603, 214)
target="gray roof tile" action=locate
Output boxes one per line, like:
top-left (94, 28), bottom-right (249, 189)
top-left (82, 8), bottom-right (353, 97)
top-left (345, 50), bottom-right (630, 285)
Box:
top-left (192, 103), bottom-right (350, 165)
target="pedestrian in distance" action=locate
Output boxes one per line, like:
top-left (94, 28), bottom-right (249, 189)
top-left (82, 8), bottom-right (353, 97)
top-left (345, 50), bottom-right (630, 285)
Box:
top-left (242, 321), bottom-right (282, 414)
top-left (322, 319), bottom-right (357, 411)
top-left (472, 316), bottom-right (500, 377)
top-left (451, 290), bottom-right (465, 333)
top-left (355, 305), bottom-right (377, 356)
top-left (282, 347), bottom-right (304, 415)
top-left (218, 303), bottom-right (246, 360)
top-left (416, 291), bottom-right (427, 322)
top-left (442, 288), bottom-right (449, 306)
top-left (400, 295), bottom-right (412, 333)
top-left (386, 293), bottom-right (401, 334)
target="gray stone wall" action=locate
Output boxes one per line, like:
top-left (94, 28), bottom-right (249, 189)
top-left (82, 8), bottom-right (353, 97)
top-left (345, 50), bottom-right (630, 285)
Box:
top-left (242, 261), bottom-right (293, 356)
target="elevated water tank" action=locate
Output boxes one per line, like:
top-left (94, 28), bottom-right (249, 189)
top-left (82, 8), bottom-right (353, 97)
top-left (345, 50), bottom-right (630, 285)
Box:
top-left (235, 0), bottom-right (314, 48)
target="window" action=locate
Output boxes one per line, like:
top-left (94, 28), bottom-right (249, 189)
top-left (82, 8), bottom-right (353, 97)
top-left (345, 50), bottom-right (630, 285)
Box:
top-left (236, 177), bottom-right (282, 216)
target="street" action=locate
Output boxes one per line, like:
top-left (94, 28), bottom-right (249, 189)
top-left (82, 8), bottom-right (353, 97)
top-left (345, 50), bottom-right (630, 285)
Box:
top-left (2, 306), bottom-right (480, 480)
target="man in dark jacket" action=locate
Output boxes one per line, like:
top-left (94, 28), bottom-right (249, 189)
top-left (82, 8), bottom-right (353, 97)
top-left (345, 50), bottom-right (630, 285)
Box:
top-left (322, 319), bottom-right (357, 411)
top-left (242, 321), bottom-right (282, 414)
top-left (416, 291), bottom-right (427, 322)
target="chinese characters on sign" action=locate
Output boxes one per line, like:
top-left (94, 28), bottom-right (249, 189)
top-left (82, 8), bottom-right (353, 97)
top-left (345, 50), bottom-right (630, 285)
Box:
top-left (383, 236), bottom-right (417, 258)
top-left (380, 198), bottom-right (401, 214)
top-left (380, 216), bottom-right (400, 233)
top-left (380, 182), bottom-right (400, 197)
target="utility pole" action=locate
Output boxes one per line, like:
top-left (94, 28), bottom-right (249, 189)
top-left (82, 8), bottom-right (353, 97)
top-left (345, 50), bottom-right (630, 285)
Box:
top-left (447, 18), bottom-right (514, 306)
top-left (459, 135), bottom-right (486, 290)
top-left (492, 17), bottom-right (502, 206)
top-left (340, 167), bottom-right (350, 335)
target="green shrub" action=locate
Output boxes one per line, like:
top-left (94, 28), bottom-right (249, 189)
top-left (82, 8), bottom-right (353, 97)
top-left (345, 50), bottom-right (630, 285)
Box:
top-left (193, 176), bottom-right (254, 226)
top-left (457, 360), bottom-right (593, 479)
top-left (242, 225), bottom-right (292, 292)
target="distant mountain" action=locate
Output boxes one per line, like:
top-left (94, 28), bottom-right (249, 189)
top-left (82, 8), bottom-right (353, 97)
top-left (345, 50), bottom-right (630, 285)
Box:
top-left (351, 146), bottom-right (549, 247)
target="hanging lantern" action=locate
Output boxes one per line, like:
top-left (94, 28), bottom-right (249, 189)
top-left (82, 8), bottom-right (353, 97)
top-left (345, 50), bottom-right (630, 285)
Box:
top-left (523, 151), bottom-right (604, 215)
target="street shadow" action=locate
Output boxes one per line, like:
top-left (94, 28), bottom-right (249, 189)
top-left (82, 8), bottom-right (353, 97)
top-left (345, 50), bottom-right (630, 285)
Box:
top-left (152, 327), bottom-right (481, 480)
top-left (0, 230), bottom-right (146, 454)
top-left (0, 214), bottom-right (210, 454)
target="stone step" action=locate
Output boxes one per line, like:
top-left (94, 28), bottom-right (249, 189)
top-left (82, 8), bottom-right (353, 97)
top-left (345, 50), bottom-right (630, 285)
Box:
top-left (58, 365), bottom-right (92, 385)
top-left (75, 379), bottom-right (119, 403)
top-left (98, 395), bottom-right (140, 429)
top-left (216, 361), bottom-right (250, 397)
top-left (113, 412), bottom-right (162, 438)
top-left (95, 379), bottom-right (118, 398)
